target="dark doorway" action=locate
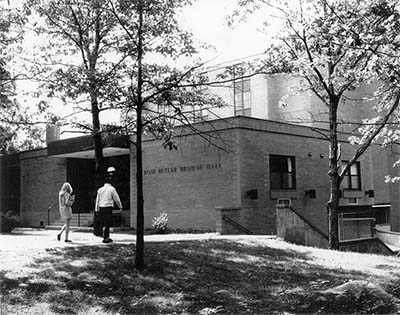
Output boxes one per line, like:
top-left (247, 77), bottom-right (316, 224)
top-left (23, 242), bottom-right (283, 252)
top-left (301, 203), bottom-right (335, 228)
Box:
top-left (66, 155), bottom-right (130, 213)
top-left (67, 159), bottom-right (95, 213)
top-left (105, 155), bottom-right (130, 210)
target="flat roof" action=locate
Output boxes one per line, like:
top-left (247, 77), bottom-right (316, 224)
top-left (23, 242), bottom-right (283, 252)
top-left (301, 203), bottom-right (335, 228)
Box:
top-left (47, 134), bottom-right (130, 159)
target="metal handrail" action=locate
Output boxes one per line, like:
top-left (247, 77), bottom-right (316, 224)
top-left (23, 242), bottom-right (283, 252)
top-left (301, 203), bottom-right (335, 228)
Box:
top-left (339, 215), bottom-right (375, 241)
top-left (283, 205), bottom-right (329, 240)
top-left (47, 202), bottom-right (59, 226)
top-left (222, 215), bottom-right (254, 235)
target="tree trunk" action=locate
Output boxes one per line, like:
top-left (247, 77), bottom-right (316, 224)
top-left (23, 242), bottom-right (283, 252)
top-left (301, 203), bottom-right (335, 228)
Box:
top-left (91, 93), bottom-right (104, 190)
top-left (328, 94), bottom-right (340, 250)
top-left (135, 0), bottom-right (145, 270)
top-left (328, 175), bottom-right (340, 249)
top-left (135, 111), bottom-right (144, 269)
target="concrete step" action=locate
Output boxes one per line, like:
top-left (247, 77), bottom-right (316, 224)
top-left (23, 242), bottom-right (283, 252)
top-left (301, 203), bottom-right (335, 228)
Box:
top-left (51, 212), bottom-right (94, 227)
top-left (49, 211), bottom-right (126, 229)
top-left (53, 218), bottom-right (93, 224)
top-left (45, 225), bottom-right (122, 233)
top-left (46, 225), bottom-right (91, 230)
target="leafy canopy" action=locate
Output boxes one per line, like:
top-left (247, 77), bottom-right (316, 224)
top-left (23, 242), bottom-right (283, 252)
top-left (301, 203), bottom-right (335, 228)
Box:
top-left (0, 4), bottom-right (44, 153)
top-left (23, 0), bottom-right (225, 141)
top-left (238, 0), bottom-right (400, 136)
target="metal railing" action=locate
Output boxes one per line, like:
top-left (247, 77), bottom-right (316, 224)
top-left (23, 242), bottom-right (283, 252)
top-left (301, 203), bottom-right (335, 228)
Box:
top-left (222, 215), bottom-right (254, 235)
top-left (339, 213), bottom-right (375, 241)
top-left (47, 202), bottom-right (59, 226)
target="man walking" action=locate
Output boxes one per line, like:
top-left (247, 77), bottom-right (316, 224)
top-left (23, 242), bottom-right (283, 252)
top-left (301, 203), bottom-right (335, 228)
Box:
top-left (95, 176), bottom-right (123, 243)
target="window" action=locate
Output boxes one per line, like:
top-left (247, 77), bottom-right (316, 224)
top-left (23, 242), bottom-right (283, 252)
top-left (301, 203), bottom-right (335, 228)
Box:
top-left (234, 78), bottom-right (251, 116)
top-left (191, 106), bottom-right (209, 122)
top-left (342, 161), bottom-right (361, 190)
top-left (348, 198), bottom-right (358, 205)
top-left (277, 198), bottom-right (291, 206)
top-left (270, 155), bottom-right (296, 189)
top-left (157, 104), bottom-right (169, 116)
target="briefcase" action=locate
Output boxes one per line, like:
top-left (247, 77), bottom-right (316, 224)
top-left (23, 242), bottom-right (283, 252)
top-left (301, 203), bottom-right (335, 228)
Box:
top-left (93, 211), bottom-right (103, 237)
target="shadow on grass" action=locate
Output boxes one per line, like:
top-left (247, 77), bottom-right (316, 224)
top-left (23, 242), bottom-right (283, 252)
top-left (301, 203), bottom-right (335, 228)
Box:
top-left (0, 239), bottom-right (378, 314)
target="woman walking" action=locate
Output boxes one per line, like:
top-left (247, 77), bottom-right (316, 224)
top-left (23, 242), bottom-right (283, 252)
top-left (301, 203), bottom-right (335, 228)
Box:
top-left (57, 182), bottom-right (75, 243)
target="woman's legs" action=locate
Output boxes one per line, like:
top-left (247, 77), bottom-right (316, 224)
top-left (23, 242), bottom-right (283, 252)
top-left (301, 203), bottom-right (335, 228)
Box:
top-left (65, 218), bottom-right (71, 241)
top-left (58, 224), bottom-right (66, 240)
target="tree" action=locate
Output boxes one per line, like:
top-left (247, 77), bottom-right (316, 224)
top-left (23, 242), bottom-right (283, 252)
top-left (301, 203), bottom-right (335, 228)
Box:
top-left (0, 4), bottom-right (18, 153)
top-left (24, 0), bottom-right (126, 189)
top-left (107, 0), bottom-right (226, 269)
top-left (236, 0), bottom-right (400, 249)
top-left (0, 2), bottom-right (43, 153)
top-left (26, 0), bottom-right (226, 269)
top-left (0, 58), bottom-right (19, 153)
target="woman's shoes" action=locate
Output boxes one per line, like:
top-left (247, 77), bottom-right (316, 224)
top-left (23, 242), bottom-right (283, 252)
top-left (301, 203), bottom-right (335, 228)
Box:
top-left (57, 233), bottom-right (71, 243)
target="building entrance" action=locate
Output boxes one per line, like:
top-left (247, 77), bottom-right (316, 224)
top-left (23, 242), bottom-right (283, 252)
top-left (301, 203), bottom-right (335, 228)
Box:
top-left (67, 155), bottom-right (130, 213)
top-left (67, 159), bottom-right (95, 213)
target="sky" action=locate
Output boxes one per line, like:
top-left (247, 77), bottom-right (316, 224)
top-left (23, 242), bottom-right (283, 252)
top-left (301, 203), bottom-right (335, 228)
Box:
top-left (14, 0), bottom-right (279, 139)
top-left (179, 0), bottom-right (271, 65)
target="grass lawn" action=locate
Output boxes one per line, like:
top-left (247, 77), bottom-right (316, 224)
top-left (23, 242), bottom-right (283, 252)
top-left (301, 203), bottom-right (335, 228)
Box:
top-left (2, 234), bottom-right (400, 314)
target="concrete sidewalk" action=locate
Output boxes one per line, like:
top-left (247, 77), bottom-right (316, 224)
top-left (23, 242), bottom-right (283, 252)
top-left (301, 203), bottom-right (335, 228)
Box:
top-left (0, 228), bottom-right (135, 251)
top-left (0, 228), bottom-right (230, 251)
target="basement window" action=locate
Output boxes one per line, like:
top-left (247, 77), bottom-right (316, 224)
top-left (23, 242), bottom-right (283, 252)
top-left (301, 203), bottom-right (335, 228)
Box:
top-left (348, 198), bottom-right (358, 205)
top-left (277, 198), bottom-right (291, 206)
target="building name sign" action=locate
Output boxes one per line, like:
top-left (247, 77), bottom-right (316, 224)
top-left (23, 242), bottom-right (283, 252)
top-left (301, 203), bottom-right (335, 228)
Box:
top-left (144, 162), bottom-right (222, 176)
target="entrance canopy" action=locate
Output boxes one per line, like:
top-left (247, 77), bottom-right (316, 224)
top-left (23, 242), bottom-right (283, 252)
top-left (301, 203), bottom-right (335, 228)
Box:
top-left (47, 134), bottom-right (130, 158)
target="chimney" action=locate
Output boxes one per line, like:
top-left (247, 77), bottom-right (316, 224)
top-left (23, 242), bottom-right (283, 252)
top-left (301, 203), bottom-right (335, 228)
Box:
top-left (46, 124), bottom-right (61, 144)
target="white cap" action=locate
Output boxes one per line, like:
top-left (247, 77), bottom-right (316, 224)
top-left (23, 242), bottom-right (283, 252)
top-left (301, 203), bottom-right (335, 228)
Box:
top-left (107, 166), bottom-right (116, 173)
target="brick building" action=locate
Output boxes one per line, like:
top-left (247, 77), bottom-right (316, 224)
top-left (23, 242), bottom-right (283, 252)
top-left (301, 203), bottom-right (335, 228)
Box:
top-left (133, 116), bottom-right (397, 234)
top-left (1, 134), bottom-right (131, 228)
top-left (1, 57), bottom-right (399, 236)
top-left (196, 57), bottom-right (377, 133)
top-left (1, 116), bottom-right (398, 237)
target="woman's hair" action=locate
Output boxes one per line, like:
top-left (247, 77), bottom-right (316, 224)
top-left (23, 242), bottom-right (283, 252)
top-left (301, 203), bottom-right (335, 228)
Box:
top-left (60, 182), bottom-right (73, 195)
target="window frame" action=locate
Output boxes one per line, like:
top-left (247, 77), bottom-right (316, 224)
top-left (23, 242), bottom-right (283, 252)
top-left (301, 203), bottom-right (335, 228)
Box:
top-left (342, 161), bottom-right (361, 191)
top-left (269, 154), bottom-right (296, 190)
top-left (190, 105), bottom-right (209, 122)
top-left (277, 198), bottom-right (291, 206)
top-left (233, 77), bottom-right (251, 116)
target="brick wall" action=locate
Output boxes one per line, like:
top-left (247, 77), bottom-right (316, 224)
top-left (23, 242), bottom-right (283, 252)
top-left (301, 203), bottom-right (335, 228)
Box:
top-left (385, 144), bottom-right (400, 231)
top-left (235, 118), bottom-right (391, 235)
top-left (0, 156), bottom-right (2, 213)
top-left (215, 207), bottom-right (243, 235)
top-left (129, 117), bottom-right (395, 235)
top-left (371, 146), bottom-right (391, 205)
top-left (238, 126), bottom-right (331, 234)
top-left (130, 129), bottom-right (240, 230)
top-left (20, 149), bottom-right (66, 227)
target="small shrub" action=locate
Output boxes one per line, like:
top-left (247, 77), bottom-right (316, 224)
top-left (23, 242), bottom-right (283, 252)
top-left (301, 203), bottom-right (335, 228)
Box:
top-left (152, 212), bottom-right (168, 234)
top-left (1, 211), bottom-right (20, 233)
